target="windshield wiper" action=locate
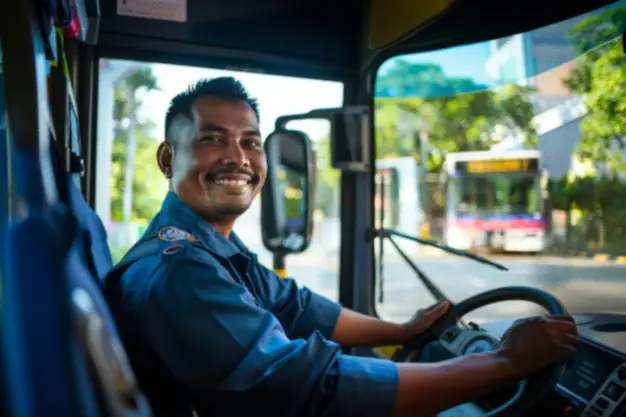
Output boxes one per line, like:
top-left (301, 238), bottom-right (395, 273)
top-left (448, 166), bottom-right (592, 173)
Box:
top-left (373, 228), bottom-right (509, 271)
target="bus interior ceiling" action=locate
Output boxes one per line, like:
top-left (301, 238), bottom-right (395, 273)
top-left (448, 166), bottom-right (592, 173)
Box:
top-left (94, 0), bottom-right (618, 82)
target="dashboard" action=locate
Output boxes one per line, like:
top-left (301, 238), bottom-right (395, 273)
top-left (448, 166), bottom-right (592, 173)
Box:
top-left (432, 313), bottom-right (626, 417)
top-left (557, 340), bottom-right (625, 416)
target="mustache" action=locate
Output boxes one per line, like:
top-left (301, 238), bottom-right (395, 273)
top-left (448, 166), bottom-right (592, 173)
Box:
top-left (206, 167), bottom-right (260, 182)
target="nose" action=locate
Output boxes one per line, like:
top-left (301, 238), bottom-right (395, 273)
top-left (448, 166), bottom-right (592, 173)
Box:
top-left (221, 139), bottom-right (251, 168)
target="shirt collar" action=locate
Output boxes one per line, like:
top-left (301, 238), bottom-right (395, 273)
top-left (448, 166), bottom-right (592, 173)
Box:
top-left (157, 192), bottom-right (252, 259)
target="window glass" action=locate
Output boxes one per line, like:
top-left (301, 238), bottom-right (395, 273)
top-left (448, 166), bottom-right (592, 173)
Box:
top-left (373, 1), bottom-right (626, 328)
top-left (96, 62), bottom-right (343, 301)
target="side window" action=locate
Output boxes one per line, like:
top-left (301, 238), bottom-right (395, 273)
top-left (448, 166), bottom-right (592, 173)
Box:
top-left (373, 4), bottom-right (626, 325)
top-left (95, 61), bottom-right (343, 301)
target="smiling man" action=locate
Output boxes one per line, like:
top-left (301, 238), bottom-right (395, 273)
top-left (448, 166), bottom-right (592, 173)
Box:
top-left (105, 77), bottom-right (578, 417)
top-left (161, 84), bottom-right (265, 230)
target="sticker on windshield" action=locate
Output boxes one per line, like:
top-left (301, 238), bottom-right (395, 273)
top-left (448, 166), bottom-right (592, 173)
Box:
top-left (117, 0), bottom-right (187, 23)
top-left (158, 226), bottom-right (197, 242)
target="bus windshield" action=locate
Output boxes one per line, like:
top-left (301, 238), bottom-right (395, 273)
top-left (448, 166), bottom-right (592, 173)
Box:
top-left (372, 0), bottom-right (626, 327)
top-left (450, 175), bottom-right (540, 216)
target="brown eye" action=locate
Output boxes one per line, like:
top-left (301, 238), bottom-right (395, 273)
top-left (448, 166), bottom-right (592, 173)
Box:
top-left (199, 135), bottom-right (223, 144)
top-left (242, 138), bottom-right (262, 149)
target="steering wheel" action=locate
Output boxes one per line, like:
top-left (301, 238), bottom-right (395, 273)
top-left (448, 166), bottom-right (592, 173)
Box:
top-left (393, 286), bottom-right (568, 417)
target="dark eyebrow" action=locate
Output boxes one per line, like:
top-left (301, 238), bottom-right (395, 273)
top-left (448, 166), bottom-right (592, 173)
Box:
top-left (198, 123), bottom-right (261, 137)
top-left (198, 123), bottom-right (229, 134)
top-left (243, 129), bottom-right (262, 137)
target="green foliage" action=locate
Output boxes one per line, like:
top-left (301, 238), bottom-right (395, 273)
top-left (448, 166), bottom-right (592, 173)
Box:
top-left (550, 175), bottom-right (626, 252)
top-left (110, 130), bottom-right (167, 223)
top-left (374, 59), bottom-right (538, 172)
top-left (110, 65), bottom-right (167, 225)
top-left (564, 4), bottom-right (626, 176)
top-left (547, 3), bottom-right (626, 252)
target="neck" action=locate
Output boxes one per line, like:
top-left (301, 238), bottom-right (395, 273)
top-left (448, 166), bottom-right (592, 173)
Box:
top-left (209, 220), bottom-right (234, 237)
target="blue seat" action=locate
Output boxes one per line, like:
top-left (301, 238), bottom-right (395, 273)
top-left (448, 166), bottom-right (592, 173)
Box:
top-left (67, 177), bottom-right (114, 282)
top-left (58, 167), bottom-right (154, 416)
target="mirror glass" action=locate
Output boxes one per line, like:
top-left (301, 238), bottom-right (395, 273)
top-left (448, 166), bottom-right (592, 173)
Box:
top-left (261, 130), bottom-right (314, 254)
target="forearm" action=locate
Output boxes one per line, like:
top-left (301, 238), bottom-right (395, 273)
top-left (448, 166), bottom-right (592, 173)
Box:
top-left (391, 350), bottom-right (516, 417)
top-left (331, 308), bottom-right (408, 347)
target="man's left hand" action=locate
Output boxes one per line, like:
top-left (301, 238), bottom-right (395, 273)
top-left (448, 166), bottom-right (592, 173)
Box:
top-left (401, 300), bottom-right (450, 343)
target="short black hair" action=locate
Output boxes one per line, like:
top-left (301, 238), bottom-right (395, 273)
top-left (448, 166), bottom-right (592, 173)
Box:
top-left (164, 76), bottom-right (259, 145)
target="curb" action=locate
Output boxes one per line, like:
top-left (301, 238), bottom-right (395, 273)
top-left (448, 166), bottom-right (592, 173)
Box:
top-left (558, 252), bottom-right (626, 264)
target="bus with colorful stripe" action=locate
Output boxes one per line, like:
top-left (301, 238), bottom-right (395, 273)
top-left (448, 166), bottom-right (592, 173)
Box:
top-left (443, 150), bottom-right (546, 253)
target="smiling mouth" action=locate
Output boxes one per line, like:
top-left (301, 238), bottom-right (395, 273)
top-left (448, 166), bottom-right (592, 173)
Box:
top-left (206, 173), bottom-right (256, 192)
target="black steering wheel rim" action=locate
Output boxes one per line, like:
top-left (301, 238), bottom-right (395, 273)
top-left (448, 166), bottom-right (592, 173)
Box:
top-left (394, 286), bottom-right (568, 417)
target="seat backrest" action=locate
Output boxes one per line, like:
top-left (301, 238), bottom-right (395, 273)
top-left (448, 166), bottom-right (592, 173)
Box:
top-left (50, 124), bottom-right (153, 417)
top-left (67, 177), bottom-right (114, 282)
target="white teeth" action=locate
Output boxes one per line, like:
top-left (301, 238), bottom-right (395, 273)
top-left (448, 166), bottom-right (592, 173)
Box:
top-left (214, 179), bottom-right (248, 187)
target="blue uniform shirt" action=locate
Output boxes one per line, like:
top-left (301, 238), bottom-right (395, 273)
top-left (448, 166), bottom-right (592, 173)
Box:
top-left (106, 192), bottom-right (398, 417)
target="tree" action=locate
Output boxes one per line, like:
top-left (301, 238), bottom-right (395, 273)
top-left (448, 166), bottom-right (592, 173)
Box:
top-left (374, 59), bottom-right (537, 172)
top-left (560, 3), bottom-right (626, 251)
top-left (110, 129), bottom-right (167, 224)
top-left (564, 3), bottom-right (626, 176)
top-left (111, 66), bottom-right (166, 226)
top-left (113, 67), bottom-right (160, 223)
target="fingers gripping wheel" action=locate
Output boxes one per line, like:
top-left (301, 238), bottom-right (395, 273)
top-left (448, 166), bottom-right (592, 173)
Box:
top-left (394, 287), bottom-right (569, 417)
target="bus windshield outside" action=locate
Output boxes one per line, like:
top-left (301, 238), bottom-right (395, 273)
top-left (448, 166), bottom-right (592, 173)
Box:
top-left (450, 175), bottom-right (540, 216)
top-left (444, 150), bottom-right (545, 252)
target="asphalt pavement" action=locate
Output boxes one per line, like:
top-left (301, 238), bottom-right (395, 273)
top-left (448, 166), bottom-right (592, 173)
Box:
top-left (234, 214), bottom-right (626, 325)
top-left (281, 251), bottom-right (626, 324)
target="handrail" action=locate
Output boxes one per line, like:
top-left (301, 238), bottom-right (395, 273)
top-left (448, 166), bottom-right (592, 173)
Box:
top-left (0, 0), bottom-right (58, 209)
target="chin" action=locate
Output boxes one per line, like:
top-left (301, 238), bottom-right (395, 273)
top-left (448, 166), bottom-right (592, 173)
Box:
top-left (215, 201), bottom-right (252, 217)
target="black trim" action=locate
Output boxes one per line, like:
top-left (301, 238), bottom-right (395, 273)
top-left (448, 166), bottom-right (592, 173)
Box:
top-left (97, 33), bottom-right (354, 83)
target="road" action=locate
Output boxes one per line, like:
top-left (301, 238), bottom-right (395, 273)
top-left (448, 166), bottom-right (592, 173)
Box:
top-left (235, 215), bottom-right (626, 324)
top-left (281, 252), bottom-right (626, 324)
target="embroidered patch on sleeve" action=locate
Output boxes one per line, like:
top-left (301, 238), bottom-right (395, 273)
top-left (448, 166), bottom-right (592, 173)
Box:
top-left (157, 226), bottom-right (198, 243)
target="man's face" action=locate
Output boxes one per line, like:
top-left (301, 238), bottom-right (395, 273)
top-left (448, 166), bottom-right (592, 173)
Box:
top-left (165, 96), bottom-right (266, 223)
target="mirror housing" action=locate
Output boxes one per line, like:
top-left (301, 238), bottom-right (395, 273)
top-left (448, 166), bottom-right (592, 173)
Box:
top-left (261, 129), bottom-right (315, 254)
top-left (275, 106), bottom-right (370, 172)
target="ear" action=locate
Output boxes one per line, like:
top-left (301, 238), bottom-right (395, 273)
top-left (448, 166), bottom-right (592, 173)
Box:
top-left (157, 141), bottom-right (173, 178)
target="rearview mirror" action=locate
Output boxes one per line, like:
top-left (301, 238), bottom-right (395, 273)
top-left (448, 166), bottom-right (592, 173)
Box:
top-left (261, 129), bottom-right (315, 254)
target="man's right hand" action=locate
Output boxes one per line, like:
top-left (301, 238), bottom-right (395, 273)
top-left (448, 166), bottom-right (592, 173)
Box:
top-left (496, 315), bottom-right (579, 378)
top-left (391, 315), bottom-right (579, 417)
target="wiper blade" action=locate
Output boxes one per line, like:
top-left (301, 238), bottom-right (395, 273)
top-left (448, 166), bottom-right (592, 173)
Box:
top-left (376, 228), bottom-right (509, 271)
top-left (384, 234), bottom-right (449, 302)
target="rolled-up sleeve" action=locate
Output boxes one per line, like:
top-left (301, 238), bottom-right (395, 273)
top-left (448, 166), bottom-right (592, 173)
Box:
top-left (254, 262), bottom-right (341, 340)
top-left (140, 257), bottom-right (398, 417)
